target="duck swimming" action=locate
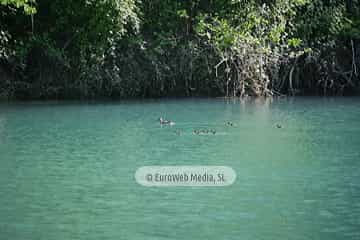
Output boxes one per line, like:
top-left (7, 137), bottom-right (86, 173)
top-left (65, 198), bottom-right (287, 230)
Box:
top-left (226, 121), bottom-right (234, 126)
top-left (159, 117), bottom-right (175, 125)
top-left (193, 129), bottom-right (216, 135)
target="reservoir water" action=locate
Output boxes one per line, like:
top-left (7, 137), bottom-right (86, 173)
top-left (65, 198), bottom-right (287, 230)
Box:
top-left (0, 98), bottom-right (359, 240)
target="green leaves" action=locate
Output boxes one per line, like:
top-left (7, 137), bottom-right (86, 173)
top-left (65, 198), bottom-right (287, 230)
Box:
top-left (0, 0), bottom-right (36, 14)
top-left (287, 38), bottom-right (302, 47)
top-left (177, 9), bottom-right (189, 19)
top-left (1, 0), bottom-right (359, 98)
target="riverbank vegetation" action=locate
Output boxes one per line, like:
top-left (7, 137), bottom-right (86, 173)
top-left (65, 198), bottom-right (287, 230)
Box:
top-left (1, 0), bottom-right (359, 99)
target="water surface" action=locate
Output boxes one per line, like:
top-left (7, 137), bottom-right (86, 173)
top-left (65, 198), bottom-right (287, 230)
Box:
top-left (0, 98), bottom-right (359, 240)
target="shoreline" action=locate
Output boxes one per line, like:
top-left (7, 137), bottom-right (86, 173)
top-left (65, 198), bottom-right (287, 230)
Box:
top-left (1, 95), bottom-right (360, 105)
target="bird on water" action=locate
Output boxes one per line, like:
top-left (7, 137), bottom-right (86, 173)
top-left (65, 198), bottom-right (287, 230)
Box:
top-left (159, 117), bottom-right (175, 125)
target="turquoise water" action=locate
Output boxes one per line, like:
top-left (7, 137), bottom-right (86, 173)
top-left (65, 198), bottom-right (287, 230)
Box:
top-left (0, 98), bottom-right (359, 240)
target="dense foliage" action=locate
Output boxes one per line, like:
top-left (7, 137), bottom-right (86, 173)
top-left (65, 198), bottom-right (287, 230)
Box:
top-left (1, 0), bottom-right (359, 99)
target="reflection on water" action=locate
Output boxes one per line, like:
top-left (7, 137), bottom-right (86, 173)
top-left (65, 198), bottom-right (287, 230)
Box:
top-left (0, 98), bottom-right (359, 240)
top-left (0, 115), bottom-right (5, 144)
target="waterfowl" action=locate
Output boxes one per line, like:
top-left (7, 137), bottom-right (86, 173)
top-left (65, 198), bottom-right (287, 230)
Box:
top-left (159, 117), bottom-right (175, 125)
top-left (226, 121), bottom-right (234, 126)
